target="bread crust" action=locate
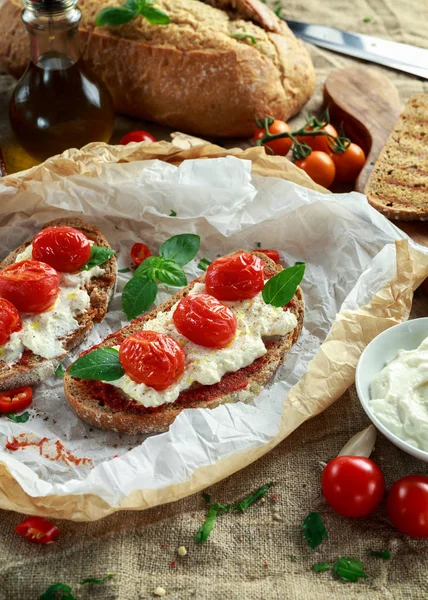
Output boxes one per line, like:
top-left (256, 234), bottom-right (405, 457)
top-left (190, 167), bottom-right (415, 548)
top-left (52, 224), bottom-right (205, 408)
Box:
top-left (64, 251), bottom-right (304, 435)
top-left (0, 218), bottom-right (117, 391)
top-left (0, 0), bottom-right (315, 137)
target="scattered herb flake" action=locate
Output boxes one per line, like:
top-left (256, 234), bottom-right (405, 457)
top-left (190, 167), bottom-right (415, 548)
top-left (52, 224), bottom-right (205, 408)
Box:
top-left (312, 562), bottom-right (331, 572)
top-left (169, 209), bottom-right (177, 217)
top-left (256, 242), bottom-right (261, 248)
top-left (301, 512), bottom-right (328, 550)
top-left (195, 502), bottom-right (222, 544)
top-left (202, 492), bottom-right (211, 504)
top-left (370, 550), bottom-right (391, 560)
top-left (80, 574), bottom-right (114, 585)
top-left (55, 364), bottom-right (65, 378)
top-left (290, 555), bottom-right (297, 562)
top-left (233, 482), bottom-right (273, 512)
top-left (230, 32), bottom-right (257, 44)
top-left (363, 16), bottom-right (373, 22)
top-left (118, 267), bottom-right (131, 274)
top-left (39, 583), bottom-right (76, 600)
top-left (197, 258), bottom-right (212, 271)
top-left (7, 412), bottom-right (30, 423)
top-left (333, 557), bottom-right (368, 582)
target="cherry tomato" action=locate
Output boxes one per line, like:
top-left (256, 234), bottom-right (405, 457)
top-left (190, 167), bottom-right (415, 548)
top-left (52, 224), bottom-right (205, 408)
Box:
top-left (387, 475), bottom-right (428, 538)
top-left (297, 123), bottom-right (338, 153)
top-left (119, 331), bottom-right (185, 390)
top-left (321, 456), bottom-right (385, 518)
top-left (0, 260), bottom-right (60, 314)
top-left (120, 130), bottom-right (157, 145)
top-left (255, 249), bottom-right (280, 263)
top-left (32, 226), bottom-right (90, 273)
top-left (15, 516), bottom-right (59, 544)
top-left (329, 143), bottom-right (366, 183)
top-left (0, 298), bottom-right (22, 345)
top-left (0, 386), bottom-right (32, 413)
top-left (206, 253), bottom-right (264, 301)
top-left (253, 120), bottom-right (292, 156)
top-left (130, 242), bottom-right (151, 266)
top-left (173, 293), bottom-right (237, 348)
top-left (294, 151), bottom-right (336, 189)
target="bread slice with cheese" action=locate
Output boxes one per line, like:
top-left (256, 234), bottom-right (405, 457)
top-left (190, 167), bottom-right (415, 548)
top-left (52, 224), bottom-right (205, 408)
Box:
top-left (0, 218), bottom-right (117, 391)
top-left (64, 252), bottom-right (304, 435)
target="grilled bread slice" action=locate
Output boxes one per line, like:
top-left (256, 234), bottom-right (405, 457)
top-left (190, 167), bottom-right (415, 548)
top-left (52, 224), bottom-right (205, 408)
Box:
top-left (64, 252), bottom-right (304, 435)
top-left (0, 218), bottom-right (117, 391)
top-left (365, 93), bottom-right (428, 221)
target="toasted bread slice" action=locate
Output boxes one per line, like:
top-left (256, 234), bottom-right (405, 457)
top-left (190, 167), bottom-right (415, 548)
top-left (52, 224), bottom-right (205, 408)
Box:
top-left (365, 93), bottom-right (428, 221)
top-left (64, 252), bottom-right (304, 435)
top-left (0, 218), bottom-right (117, 391)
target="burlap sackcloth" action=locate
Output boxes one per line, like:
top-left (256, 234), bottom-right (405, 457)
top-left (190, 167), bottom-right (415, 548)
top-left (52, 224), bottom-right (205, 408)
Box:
top-left (1, 0), bottom-right (428, 598)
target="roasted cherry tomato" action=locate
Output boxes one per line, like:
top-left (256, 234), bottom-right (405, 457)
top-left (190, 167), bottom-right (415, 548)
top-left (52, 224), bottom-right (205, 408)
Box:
top-left (297, 123), bottom-right (338, 154)
top-left (173, 293), bottom-right (237, 348)
top-left (255, 249), bottom-right (280, 263)
top-left (253, 120), bottom-right (292, 156)
top-left (15, 516), bottom-right (59, 544)
top-left (387, 475), bottom-right (428, 538)
top-left (206, 253), bottom-right (264, 301)
top-left (119, 331), bottom-right (185, 390)
top-left (0, 386), bottom-right (32, 413)
top-left (130, 242), bottom-right (151, 266)
top-left (294, 151), bottom-right (336, 189)
top-left (0, 298), bottom-right (22, 345)
top-left (321, 456), bottom-right (385, 518)
top-left (120, 130), bottom-right (157, 145)
top-left (329, 143), bottom-right (366, 183)
top-left (0, 260), bottom-right (60, 314)
top-left (32, 226), bottom-right (91, 273)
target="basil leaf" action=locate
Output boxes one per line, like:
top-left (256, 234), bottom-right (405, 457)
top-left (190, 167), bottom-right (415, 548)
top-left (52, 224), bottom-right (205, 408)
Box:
top-left (160, 234), bottom-right (200, 266)
top-left (7, 412), bottom-right (30, 423)
top-left (312, 562), bottom-right (331, 572)
top-left (157, 260), bottom-right (187, 287)
top-left (333, 557), bottom-right (368, 582)
top-left (39, 583), bottom-right (76, 600)
top-left (80, 574), bottom-right (114, 585)
top-left (232, 482), bottom-right (273, 512)
top-left (301, 512), bottom-right (328, 550)
top-left (55, 363), bottom-right (65, 378)
top-left (68, 348), bottom-right (124, 381)
top-left (95, 6), bottom-right (138, 26)
top-left (135, 256), bottom-right (164, 280)
top-left (262, 263), bottom-right (305, 307)
top-left (197, 258), bottom-right (211, 271)
top-left (370, 550), bottom-right (390, 560)
top-left (82, 246), bottom-right (116, 270)
top-left (230, 33), bottom-right (256, 44)
top-left (140, 5), bottom-right (171, 24)
top-left (122, 276), bottom-right (158, 320)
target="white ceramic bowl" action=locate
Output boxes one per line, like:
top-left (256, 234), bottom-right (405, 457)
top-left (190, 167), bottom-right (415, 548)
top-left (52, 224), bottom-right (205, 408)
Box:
top-left (356, 317), bottom-right (428, 462)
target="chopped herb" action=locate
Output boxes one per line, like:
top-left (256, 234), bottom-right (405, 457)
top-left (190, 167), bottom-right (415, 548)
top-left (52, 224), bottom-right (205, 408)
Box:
top-left (262, 263), bottom-right (305, 307)
top-left (230, 33), bottom-right (257, 44)
top-left (169, 209), bottom-right (177, 217)
top-left (39, 583), bottom-right (76, 600)
top-left (370, 161), bottom-right (375, 165)
top-left (80, 574), bottom-right (115, 585)
top-left (301, 512), bottom-right (328, 550)
top-left (274, 6), bottom-right (282, 16)
top-left (333, 557), bottom-right (368, 582)
top-left (370, 550), bottom-right (391, 560)
top-left (312, 562), bottom-right (331, 572)
top-left (202, 492), bottom-right (211, 504)
top-left (197, 258), bottom-right (212, 271)
top-left (55, 363), bottom-right (65, 378)
top-left (256, 242), bottom-right (261, 248)
top-left (118, 267), bottom-right (131, 274)
top-left (290, 555), bottom-right (297, 562)
top-left (363, 16), bottom-right (373, 22)
top-left (7, 412), bottom-right (30, 423)
top-left (233, 483), bottom-right (273, 512)
top-left (82, 246), bottom-right (116, 270)
top-left (195, 502), bottom-right (222, 544)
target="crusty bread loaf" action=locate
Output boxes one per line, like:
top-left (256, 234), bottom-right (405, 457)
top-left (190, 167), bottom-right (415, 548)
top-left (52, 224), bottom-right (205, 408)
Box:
top-left (365, 93), bottom-right (428, 221)
top-left (64, 251), bottom-right (304, 435)
top-left (0, 218), bottom-right (117, 391)
top-left (0, 0), bottom-right (315, 137)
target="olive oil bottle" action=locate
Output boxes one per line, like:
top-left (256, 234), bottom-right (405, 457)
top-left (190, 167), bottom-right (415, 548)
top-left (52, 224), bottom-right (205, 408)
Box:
top-left (9, 0), bottom-right (114, 163)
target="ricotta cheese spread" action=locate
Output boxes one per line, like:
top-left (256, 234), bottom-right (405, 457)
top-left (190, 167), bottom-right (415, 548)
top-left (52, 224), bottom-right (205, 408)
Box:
top-left (370, 336), bottom-right (428, 451)
top-left (0, 243), bottom-right (104, 364)
top-left (108, 282), bottom-right (298, 408)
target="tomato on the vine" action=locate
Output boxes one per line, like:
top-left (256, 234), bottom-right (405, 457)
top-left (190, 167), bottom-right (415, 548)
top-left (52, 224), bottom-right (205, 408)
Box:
top-left (173, 293), bottom-right (237, 348)
top-left (206, 253), bottom-right (264, 301)
top-left (15, 516), bottom-right (59, 544)
top-left (130, 242), bottom-right (151, 266)
top-left (297, 123), bottom-right (338, 154)
top-left (294, 151), bottom-right (336, 188)
top-left (120, 130), bottom-right (156, 145)
top-left (119, 331), bottom-right (185, 390)
top-left (0, 386), bottom-right (32, 413)
top-left (253, 120), bottom-right (292, 156)
top-left (0, 260), bottom-right (60, 314)
top-left (33, 226), bottom-right (90, 273)
top-left (0, 298), bottom-right (21, 345)
top-left (255, 249), bottom-right (280, 263)
top-left (321, 456), bottom-right (385, 518)
top-left (387, 475), bottom-right (428, 538)
top-left (329, 143), bottom-right (366, 182)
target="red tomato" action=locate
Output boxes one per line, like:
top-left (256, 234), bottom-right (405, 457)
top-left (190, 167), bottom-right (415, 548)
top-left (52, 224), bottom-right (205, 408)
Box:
top-left (387, 475), bottom-right (428, 538)
top-left (120, 130), bottom-right (157, 145)
top-left (256, 249), bottom-right (280, 263)
top-left (173, 293), bottom-right (237, 348)
top-left (294, 151), bottom-right (336, 189)
top-left (321, 456), bottom-right (385, 518)
top-left (253, 120), bottom-right (292, 156)
top-left (0, 260), bottom-right (60, 314)
top-left (297, 123), bottom-right (338, 153)
top-left (119, 331), bottom-right (185, 390)
top-left (0, 298), bottom-right (22, 345)
top-left (15, 516), bottom-right (59, 544)
top-left (329, 143), bottom-right (366, 183)
top-left (130, 242), bottom-right (151, 266)
top-left (206, 253), bottom-right (265, 301)
top-left (0, 386), bottom-right (32, 413)
top-left (32, 226), bottom-right (90, 273)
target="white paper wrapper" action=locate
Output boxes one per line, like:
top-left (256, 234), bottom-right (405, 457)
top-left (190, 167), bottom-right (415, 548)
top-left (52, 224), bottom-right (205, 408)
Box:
top-left (0, 145), bottom-right (427, 521)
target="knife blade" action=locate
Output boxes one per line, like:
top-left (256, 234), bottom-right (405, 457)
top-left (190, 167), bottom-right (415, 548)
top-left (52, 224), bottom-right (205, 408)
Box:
top-left (285, 20), bottom-right (428, 80)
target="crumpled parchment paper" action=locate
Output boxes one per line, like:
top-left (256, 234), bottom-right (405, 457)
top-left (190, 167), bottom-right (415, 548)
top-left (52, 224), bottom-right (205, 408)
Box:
top-left (0, 141), bottom-right (427, 521)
